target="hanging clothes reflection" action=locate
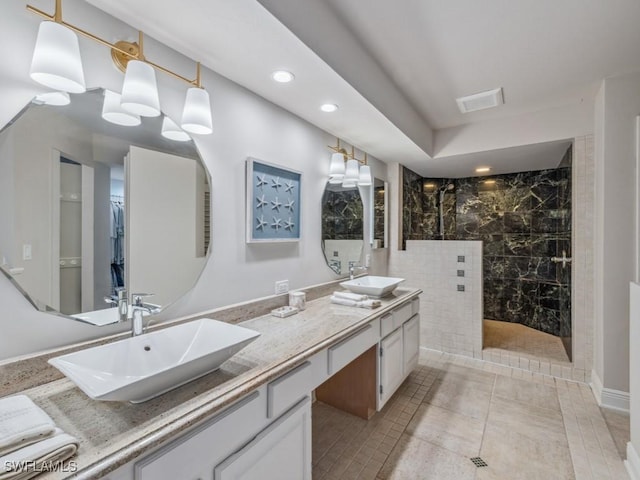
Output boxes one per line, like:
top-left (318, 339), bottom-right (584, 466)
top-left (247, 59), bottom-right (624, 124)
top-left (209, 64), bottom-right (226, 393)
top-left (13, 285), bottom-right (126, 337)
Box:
top-left (110, 195), bottom-right (125, 294)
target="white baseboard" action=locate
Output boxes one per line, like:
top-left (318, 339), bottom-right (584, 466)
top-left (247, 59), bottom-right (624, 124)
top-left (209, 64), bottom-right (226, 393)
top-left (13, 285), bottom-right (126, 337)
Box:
top-left (590, 369), bottom-right (630, 413)
top-left (626, 442), bottom-right (640, 480)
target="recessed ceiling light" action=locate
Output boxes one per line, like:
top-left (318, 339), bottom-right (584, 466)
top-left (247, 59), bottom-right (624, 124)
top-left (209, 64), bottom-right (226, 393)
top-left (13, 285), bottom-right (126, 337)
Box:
top-left (272, 70), bottom-right (295, 83)
top-left (320, 103), bottom-right (339, 113)
top-left (475, 167), bottom-right (491, 173)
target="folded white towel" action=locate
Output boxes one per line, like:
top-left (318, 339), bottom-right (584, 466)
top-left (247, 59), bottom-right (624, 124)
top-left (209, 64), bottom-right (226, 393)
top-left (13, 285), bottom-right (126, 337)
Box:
top-left (0, 428), bottom-right (79, 480)
top-left (330, 296), bottom-right (381, 309)
top-left (332, 291), bottom-right (369, 302)
top-left (0, 396), bottom-right (56, 457)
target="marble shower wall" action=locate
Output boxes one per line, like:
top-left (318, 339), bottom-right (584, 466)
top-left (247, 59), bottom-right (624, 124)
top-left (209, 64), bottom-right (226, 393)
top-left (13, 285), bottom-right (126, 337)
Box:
top-left (402, 153), bottom-right (572, 337)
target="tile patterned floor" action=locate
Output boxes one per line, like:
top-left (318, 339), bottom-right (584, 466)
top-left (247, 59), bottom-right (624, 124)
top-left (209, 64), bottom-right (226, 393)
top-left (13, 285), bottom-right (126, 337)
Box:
top-left (483, 319), bottom-right (570, 365)
top-left (311, 350), bottom-right (628, 480)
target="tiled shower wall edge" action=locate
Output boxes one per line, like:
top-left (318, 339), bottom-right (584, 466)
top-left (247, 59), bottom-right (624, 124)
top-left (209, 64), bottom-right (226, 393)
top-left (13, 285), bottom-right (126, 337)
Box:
top-left (389, 240), bottom-right (483, 358)
top-left (389, 136), bottom-right (595, 384)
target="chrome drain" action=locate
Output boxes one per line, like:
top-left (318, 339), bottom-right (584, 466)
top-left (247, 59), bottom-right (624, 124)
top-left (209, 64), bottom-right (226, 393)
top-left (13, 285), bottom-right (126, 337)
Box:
top-left (470, 457), bottom-right (488, 468)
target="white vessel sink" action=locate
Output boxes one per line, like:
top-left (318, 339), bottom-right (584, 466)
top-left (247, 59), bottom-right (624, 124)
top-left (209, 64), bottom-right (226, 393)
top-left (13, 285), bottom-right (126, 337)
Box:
top-left (340, 276), bottom-right (405, 298)
top-left (48, 318), bottom-right (260, 403)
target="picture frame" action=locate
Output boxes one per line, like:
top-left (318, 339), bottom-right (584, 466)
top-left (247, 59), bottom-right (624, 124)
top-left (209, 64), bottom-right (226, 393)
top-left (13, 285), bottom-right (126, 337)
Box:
top-left (246, 158), bottom-right (301, 243)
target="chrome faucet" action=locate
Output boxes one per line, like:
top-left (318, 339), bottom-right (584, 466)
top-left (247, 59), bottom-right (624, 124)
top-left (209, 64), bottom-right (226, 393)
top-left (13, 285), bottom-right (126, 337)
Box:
top-left (129, 293), bottom-right (161, 336)
top-left (104, 288), bottom-right (128, 323)
top-left (349, 263), bottom-right (368, 280)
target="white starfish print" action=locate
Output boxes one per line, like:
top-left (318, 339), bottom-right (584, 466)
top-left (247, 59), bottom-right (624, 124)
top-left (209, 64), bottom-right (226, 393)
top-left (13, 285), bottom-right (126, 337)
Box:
top-left (271, 217), bottom-right (282, 231)
top-left (271, 176), bottom-right (281, 190)
top-left (256, 215), bottom-right (267, 231)
top-left (285, 180), bottom-right (295, 193)
top-left (256, 174), bottom-right (267, 188)
top-left (284, 218), bottom-right (295, 231)
top-left (284, 198), bottom-right (295, 211)
top-left (271, 197), bottom-right (282, 211)
top-left (256, 194), bottom-right (267, 208)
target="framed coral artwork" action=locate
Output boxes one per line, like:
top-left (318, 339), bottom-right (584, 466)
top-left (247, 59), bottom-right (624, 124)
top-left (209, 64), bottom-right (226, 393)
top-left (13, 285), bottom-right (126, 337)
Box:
top-left (246, 158), bottom-right (301, 243)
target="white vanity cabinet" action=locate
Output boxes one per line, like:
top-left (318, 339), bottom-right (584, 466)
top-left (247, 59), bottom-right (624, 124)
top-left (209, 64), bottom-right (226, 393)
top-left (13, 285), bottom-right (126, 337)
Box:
top-left (214, 397), bottom-right (311, 480)
top-left (379, 327), bottom-right (404, 407)
top-left (377, 300), bottom-right (421, 409)
top-left (101, 294), bottom-right (421, 480)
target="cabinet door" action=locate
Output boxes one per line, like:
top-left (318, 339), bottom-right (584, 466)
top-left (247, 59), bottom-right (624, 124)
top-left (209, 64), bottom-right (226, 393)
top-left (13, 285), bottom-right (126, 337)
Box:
top-left (214, 397), bottom-right (311, 480)
top-left (403, 314), bottom-right (420, 374)
top-left (379, 328), bottom-right (403, 408)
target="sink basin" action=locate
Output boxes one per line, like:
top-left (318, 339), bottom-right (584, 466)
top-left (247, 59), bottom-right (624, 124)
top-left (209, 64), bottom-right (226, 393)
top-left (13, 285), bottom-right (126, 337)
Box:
top-left (48, 318), bottom-right (260, 403)
top-left (340, 276), bottom-right (405, 298)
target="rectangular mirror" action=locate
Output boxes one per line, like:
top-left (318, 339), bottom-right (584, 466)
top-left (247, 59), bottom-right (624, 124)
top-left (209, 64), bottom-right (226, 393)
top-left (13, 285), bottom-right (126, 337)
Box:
top-left (371, 178), bottom-right (387, 248)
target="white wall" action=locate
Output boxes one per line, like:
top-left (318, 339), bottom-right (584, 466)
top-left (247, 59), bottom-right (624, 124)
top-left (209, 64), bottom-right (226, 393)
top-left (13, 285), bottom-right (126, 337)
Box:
top-left (0, 0), bottom-right (388, 359)
top-left (593, 71), bottom-right (640, 395)
top-left (628, 282), bottom-right (640, 479)
top-left (434, 101), bottom-right (594, 158)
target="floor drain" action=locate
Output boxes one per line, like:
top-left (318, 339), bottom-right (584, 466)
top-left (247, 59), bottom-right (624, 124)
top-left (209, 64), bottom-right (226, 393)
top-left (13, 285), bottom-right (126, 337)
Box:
top-left (470, 457), bottom-right (488, 468)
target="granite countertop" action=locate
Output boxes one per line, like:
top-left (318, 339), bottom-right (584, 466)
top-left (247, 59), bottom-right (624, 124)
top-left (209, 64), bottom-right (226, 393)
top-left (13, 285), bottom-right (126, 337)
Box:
top-left (16, 288), bottom-right (421, 480)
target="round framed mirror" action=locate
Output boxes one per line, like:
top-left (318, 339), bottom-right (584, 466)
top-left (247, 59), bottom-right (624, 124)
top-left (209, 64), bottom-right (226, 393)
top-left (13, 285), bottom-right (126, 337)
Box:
top-left (0, 88), bottom-right (211, 325)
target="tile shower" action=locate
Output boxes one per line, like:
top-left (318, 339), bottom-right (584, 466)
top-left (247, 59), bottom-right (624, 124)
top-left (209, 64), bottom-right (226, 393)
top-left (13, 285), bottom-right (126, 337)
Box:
top-left (402, 148), bottom-right (572, 356)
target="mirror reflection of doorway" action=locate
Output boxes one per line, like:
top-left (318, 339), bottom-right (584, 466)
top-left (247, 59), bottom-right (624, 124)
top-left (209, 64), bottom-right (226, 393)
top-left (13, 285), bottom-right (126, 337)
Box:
top-left (58, 157), bottom-right (92, 315)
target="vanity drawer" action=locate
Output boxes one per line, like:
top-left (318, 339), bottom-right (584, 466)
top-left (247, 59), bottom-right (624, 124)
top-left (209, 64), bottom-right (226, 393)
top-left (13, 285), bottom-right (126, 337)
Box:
top-left (328, 318), bottom-right (380, 375)
top-left (411, 297), bottom-right (420, 316)
top-left (392, 301), bottom-right (413, 330)
top-left (380, 313), bottom-right (395, 338)
top-left (268, 361), bottom-right (312, 419)
top-left (135, 387), bottom-right (268, 480)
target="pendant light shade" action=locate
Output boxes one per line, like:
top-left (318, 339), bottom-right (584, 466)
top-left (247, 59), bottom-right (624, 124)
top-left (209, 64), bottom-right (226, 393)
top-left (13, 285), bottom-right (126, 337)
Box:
top-left (342, 159), bottom-right (359, 187)
top-left (30, 21), bottom-right (85, 93)
top-left (328, 152), bottom-right (346, 184)
top-left (120, 60), bottom-right (161, 117)
top-left (102, 89), bottom-right (141, 126)
top-left (161, 116), bottom-right (190, 142)
top-left (181, 87), bottom-right (213, 135)
top-left (358, 165), bottom-right (372, 186)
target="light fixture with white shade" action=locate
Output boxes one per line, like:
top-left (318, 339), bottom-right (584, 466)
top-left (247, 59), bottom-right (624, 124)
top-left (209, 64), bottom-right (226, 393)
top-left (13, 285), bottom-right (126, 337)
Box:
top-left (102, 89), bottom-right (141, 126)
top-left (27, 0), bottom-right (213, 134)
top-left (181, 86), bottom-right (213, 135)
top-left (161, 116), bottom-right (191, 142)
top-left (328, 152), bottom-right (346, 184)
top-left (30, 20), bottom-right (85, 93)
top-left (120, 60), bottom-right (160, 117)
top-left (327, 138), bottom-right (373, 188)
top-left (342, 159), bottom-right (359, 187)
top-left (358, 164), bottom-right (372, 186)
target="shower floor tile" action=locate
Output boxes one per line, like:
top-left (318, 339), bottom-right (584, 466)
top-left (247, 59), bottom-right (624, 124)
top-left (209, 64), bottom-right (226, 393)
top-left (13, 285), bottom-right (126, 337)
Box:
top-left (483, 319), bottom-right (570, 364)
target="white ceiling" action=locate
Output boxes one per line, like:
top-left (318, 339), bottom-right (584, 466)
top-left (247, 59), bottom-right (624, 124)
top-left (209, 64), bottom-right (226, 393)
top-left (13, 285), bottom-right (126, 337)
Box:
top-left (424, 140), bottom-right (572, 179)
top-left (85, 0), bottom-right (640, 176)
top-left (320, 0), bottom-right (640, 130)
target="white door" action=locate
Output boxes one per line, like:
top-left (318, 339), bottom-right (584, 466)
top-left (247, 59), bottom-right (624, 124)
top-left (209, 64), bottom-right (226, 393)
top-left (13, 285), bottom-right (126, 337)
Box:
top-left (214, 397), bottom-right (311, 480)
top-left (379, 328), bottom-right (403, 408)
top-left (403, 314), bottom-right (420, 374)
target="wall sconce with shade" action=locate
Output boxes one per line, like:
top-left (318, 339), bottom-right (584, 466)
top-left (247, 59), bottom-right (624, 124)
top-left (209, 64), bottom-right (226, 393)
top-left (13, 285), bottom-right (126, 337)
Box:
top-left (327, 138), bottom-right (372, 187)
top-left (26, 0), bottom-right (213, 139)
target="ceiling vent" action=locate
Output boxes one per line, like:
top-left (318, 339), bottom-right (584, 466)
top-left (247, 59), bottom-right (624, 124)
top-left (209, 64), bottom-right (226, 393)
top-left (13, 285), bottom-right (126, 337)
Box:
top-left (456, 88), bottom-right (504, 113)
